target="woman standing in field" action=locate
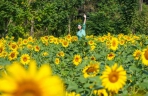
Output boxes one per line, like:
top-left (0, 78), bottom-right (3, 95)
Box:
top-left (77, 14), bottom-right (87, 39)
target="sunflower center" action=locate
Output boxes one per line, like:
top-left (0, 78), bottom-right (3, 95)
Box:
top-left (109, 71), bottom-right (119, 83)
top-left (23, 57), bottom-right (27, 62)
top-left (136, 52), bottom-right (140, 57)
top-left (12, 45), bottom-right (16, 49)
top-left (45, 36), bottom-right (48, 40)
top-left (24, 40), bottom-right (27, 44)
top-left (100, 93), bottom-right (104, 96)
top-left (144, 49), bottom-right (148, 60)
top-left (0, 48), bottom-right (2, 53)
top-left (109, 54), bottom-right (113, 57)
top-left (75, 57), bottom-right (79, 62)
top-left (64, 42), bottom-right (67, 45)
top-left (11, 53), bottom-right (15, 58)
top-left (36, 46), bottom-right (40, 50)
top-left (91, 57), bottom-right (95, 60)
top-left (112, 40), bottom-right (116, 47)
top-left (13, 80), bottom-right (42, 96)
top-left (86, 66), bottom-right (96, 73)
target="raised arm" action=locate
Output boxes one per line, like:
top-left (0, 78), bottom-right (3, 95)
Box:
top-left (83, 14), bottom-right (86, 24)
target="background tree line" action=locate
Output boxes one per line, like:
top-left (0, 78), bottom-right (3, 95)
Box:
top-left (0, 0), bottom-right (148, 40)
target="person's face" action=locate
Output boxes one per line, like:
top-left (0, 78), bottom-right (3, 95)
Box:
top-left (78, 25), bottom-right (82, 30)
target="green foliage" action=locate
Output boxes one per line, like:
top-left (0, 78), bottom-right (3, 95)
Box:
top-left (132, 4), bottom-right (148, 34)
top-left (88, 0), bottom-right (121, 35)
top-left (0, 0), bottom-right (148, 39)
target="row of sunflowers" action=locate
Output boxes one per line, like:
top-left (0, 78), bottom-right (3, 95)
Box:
top-left (0, 33), bottom-right (148, 96)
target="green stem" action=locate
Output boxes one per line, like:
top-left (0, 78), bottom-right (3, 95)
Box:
top-left (89, 89), bottom-right (93, 96)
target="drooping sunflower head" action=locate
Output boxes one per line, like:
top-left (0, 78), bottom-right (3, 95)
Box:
top-left (82, 61), bottom-right (99, 78)
top-left (100, 63), bottom-right (127, 93)
top-left (20, 54), bottom-right (31, 65)
top-left (141, 48), bottom-right (148, 66)
top-left (107, 52), bottom-right (115, 60)
top-left (73, 54), bottom-right (82, 66)
top-left (110, 37), bottom-right (118, 51)
top-left (0, 60), bottom-right (65, 96)
top-left (133, 50), bottom-right (141, 60)
top-left (57, 51), bottom-right (65, 57)
top-left (42, 52), bottom-right (49, 57)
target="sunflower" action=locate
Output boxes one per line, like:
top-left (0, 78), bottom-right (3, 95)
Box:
top-left (90, 45), bottom-right (96, 51)
top-left (133, 50), bottom-right (141, 60)
top-left (65, 34), bottom-right (72, 41)
top-left (2, 51), bottom-right (8, 58)
top-left (42, 52), bottom-right (49, 56)
top-left (141, 48), bottom-right (148, 66)
top-left (62, 40), bottom-right (69, 48)
top-left (73, 55), bottom-right (82, 66)
top-left (119, 40), bottom-right (125, 45)
top-left (88, 40), bottom-right (95, 46)
top-left (9, 42), bottom-right (18, 51)
top-left (49, 37), bottom-right (54, 43)
top-left (110, 37), bottom-right (118, 51)
top-left (60, 51), bottom-right (65, 57)
top-left (0, 60), bottom-right (65, 96)
top-left (0, 45), bottom-right (5, 57)
top-left (72, 36), bottom-right (78, 41)
top-left (53, 37), bottom-right (59, 45)
top-left (17, 38), bottom-right (23, 47)
top-left (100, 37), bottom-right (106, 42)
top-left (107, 52), bottom-right (115, 60)
top-left (22, 39), bottom-right (28, 45)
top-left (90, 56), bottom-right (96, 61)
top-left (34, 45), bottom-right (40, 52)
top-left (43, 36), bottom-right (49, 42)
top-left (55, 58), bottom-right (60, 65)
top-left (100, 63), bottom-right (127, 93)
top-left (27, 44), bottom-right (33, 50)
top-left (28, 36), bottom-right (33, 42)
top-left (82, 61), bottom-right (99, 78)
top-left (20, 54), bottom-right (31, 65)
top-left (8, 51), bottom-right (19, 61)
top-left (93, 89), bottom-right (108, 96)
top-left (66, 92), bottom-right (80, 96)
top-left (57, 51), bottom-right (65, 57)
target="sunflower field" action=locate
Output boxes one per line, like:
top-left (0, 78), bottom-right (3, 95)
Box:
top-left (0, 33), bottom-right (148, 96)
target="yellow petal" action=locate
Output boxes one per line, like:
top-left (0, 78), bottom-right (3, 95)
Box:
top-left (28, 60), bottom-right (37, 77)
top-left (7, 62), bottom-right (27, 81)
top-left (36, 64), bottom-right (52, 80)
top-left (0, 79), bottom-right (16, 92)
